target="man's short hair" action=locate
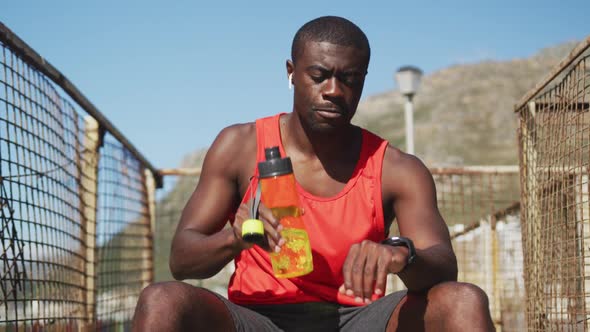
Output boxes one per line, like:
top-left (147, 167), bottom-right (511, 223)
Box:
top-left (291, 16), bottom-right (371, 65)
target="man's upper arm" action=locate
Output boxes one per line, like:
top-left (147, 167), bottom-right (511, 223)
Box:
top-left (384, 148), bottom-right (452, 250)
top-left (176, 124), bottom-right (252, 236)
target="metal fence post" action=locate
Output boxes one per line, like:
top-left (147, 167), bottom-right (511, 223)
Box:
top-left (143, 169), bottom-right (156, 287)
top-left (490, 215), bottom-right (500, 330)
top-left (521, 101), bottom-right (545, 330)
top-left (79, 116), bottom-right (101, 330)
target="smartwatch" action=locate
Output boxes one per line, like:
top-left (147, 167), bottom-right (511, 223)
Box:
top-left (381, 236), bottom-right (416, 266)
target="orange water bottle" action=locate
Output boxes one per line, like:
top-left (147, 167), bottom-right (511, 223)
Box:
top-left (258, 146), bottom-right (313, 278)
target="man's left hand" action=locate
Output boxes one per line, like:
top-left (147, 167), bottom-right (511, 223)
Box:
top-left (339, 240), bottom-right (409, 304)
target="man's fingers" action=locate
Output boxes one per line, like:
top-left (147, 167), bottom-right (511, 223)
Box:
top-left (257, 203), bottom-right (285, 252)
top-left (258, 203), bottom-right (281, 228)
top-left (342, 244), bottom-right (359, 298)
top-left (351, 245), bottom-right (366, 303)
top-left (263, 221), bottom-right (281, 252)
top-left (341, 241), bottom-right (397, 303)
top-left (362, 243), bottom-right (379, 302)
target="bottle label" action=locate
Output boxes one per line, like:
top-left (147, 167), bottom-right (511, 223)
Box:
top-left (270, 228), bottom-right (313, 278)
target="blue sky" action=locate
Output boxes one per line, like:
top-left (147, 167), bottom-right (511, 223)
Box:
top-left (2, 1), bottom-right (589, 173)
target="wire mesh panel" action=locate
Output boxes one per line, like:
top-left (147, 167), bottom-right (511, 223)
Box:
top-left (388, 168), bottom-right (524, 330)
top-left (431, 167), bottom-right (521, 227)
top-left (517, 38), bottom-right (590, 331)
top-left (436, 169), bottom-right (523, 331)
top-left (451, 214), bottom-right (525, 332)
top-left (95, 133), bottom-right (152, 330)
top-left (0, 40), bottom-right (86, 330)
top-left (453, 222), bottom-right (494, 314)
top-left (496, 217), bottom-right (527, 331)
top-left (1, 24), bottom-right (159, 331)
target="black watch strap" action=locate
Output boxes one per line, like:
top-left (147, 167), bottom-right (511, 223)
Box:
top-left (381, 236), bottom-right (416, 266)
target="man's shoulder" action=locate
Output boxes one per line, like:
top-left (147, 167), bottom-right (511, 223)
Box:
top-left (382, 145), bottom-right (432, 193)
top-left (216, 112), bottom-right (281, 141)
top-left (382, 144), bottom-right (427, 170)
top-left (217, 121), bottom-right (256, 143)
top-left (206, 122), bottom-right (257, 171)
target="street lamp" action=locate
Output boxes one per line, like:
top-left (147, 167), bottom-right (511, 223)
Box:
top-left (395, 66), bottom-right (423, 155)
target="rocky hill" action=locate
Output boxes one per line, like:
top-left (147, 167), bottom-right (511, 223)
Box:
top-left (153, 41), bottom-right (577, 283)
top-left (154, 148), bottom-right (208, 283)
top-left (353, 41), bottom-right (577, 166)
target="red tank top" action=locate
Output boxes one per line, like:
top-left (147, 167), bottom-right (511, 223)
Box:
top-left (228, 113), bottom-right (388, 306)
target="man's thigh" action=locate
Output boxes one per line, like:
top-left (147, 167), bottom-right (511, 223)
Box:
top-left (207, 291), bottom-right (283, 332)
top-left (240, 291), bottom-right (407, 332)
top-left (338, 290), bottom-right (407, 332)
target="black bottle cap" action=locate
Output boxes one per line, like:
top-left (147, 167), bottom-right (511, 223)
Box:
top-left (242, 232), bottom-right (265, 243)
top-left (258, 146), bottom-right (293, 178)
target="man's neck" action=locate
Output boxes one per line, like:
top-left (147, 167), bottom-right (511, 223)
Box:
top-left (281, 113), bottom-right (359, 161)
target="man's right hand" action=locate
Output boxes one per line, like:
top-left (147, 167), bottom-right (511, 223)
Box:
top-left (232, 202), bottom-right (285, 253)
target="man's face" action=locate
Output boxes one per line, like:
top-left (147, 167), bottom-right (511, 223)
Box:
top-left (289, 41), bottom-right (368, 132)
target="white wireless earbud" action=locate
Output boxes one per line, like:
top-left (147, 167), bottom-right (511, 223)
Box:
top-left (288, 73), bottom-right (293, 90)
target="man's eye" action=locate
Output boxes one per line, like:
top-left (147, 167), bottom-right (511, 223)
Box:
top-left (311, 75), bottom-right (325, 83)
top-left (309, 72), bottom-right (327, 82)
top-left (341, 74), bottom-right (362, 86)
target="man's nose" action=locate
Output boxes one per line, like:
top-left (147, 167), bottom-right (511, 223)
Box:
top-left (322, 77), bottom-right (344, 99)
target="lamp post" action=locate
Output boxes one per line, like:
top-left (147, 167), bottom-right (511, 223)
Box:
top-left (395, 66), bottom-right (423, 155)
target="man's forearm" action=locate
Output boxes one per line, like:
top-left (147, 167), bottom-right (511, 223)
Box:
top-left (169, 227), bottom-right (240, 280)
top-left (397, 243), bottom-right (458, 292)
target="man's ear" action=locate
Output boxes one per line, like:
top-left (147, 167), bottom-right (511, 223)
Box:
top-left (286, 60), bottom-right (295, 89)
top-left (286, 60), bottom-right (294, 76)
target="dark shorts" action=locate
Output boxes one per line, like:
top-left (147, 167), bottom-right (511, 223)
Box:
top-left (211, 291), bottom-right (407, 332)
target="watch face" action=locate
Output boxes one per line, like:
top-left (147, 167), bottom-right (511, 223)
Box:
top-left (383, 237), bottom-right (404, 246)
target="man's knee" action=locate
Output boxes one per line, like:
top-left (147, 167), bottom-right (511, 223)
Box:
top-left (136, 281), bottom-right (197, 311)
top-left (134, 282), bottom-right (234, 331)
top-left (428, 281), bottom-right (490, 313)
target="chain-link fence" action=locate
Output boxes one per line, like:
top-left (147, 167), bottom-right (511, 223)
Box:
top-left (95, 135), bottom-right (155, 330)
top-left (439, 168), bottom-right (523, 331)
top-left (0, 22), bottom-right (160, 331)
top-left (0, 48), bottom-right (86, 330)
top-left (387, 167), bottom-right (524, 331)
top-left (516, 36), bottom-right (590, 331)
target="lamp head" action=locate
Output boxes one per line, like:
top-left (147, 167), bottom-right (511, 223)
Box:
top-left (395, 66), bottom-right (423, 99)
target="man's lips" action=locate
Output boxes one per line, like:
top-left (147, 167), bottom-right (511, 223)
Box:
top-left (313, 107), bottom-right (345, 119)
